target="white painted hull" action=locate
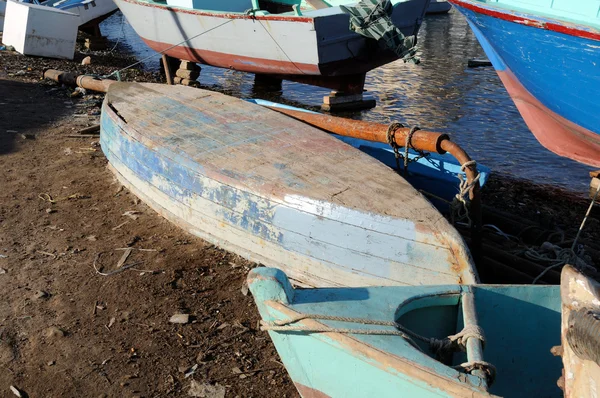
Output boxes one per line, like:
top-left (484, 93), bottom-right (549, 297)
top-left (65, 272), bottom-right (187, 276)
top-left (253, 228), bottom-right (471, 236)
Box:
top-left (101, 83), bottom-right (479, 288)
top-left (114, 0), bottom-right (429, 76)
top-left (44, 0), bottom-right (118, 26)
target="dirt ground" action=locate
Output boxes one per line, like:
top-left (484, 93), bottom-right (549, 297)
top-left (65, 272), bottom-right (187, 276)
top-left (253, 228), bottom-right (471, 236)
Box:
top-left (0, 49), bottom-right (298, 397)
top-left (0, 40), bottom-right (599, 398)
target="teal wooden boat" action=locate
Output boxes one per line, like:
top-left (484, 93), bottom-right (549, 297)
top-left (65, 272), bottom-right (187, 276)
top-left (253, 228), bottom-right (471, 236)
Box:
top-left (249, 266), bottom-right (577, 397)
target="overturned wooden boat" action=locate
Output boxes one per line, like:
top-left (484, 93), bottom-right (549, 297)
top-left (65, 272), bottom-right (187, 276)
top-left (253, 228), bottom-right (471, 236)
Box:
top-left (249, 265), bottom-right (597, 397)
top-left (100, 82), bottom-right (479, 287)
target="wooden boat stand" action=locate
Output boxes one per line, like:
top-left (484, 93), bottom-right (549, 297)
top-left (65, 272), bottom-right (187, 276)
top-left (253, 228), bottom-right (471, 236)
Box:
top-left (160, 55), bottom-right (376, 111)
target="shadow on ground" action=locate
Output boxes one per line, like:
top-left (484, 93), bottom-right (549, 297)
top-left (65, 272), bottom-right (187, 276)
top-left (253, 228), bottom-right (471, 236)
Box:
top-left (0, 78), bottom-right (73, 156)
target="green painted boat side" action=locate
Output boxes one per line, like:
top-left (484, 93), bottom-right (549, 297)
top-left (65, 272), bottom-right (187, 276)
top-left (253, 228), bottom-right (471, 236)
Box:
top-left (248, 267), bottom-right (563, 397)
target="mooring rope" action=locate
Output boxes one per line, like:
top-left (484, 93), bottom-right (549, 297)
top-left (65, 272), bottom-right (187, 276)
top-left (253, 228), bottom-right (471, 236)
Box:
top-left (386, 122), bottom-right (429, 174)
top-left (450, 160), bottom-right (480, 226)
top-left (453, 361), bottom-right (496, 385)
top-left (102, 18), bottom-right (234, 80)
top-left (386, 122), bottom-right (404, 171)
top-left (260, 309), bottom-right (486, 361)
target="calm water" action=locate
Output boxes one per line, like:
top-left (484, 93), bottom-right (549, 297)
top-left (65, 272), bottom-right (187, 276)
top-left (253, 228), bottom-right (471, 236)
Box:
top-left (100, 9), bottom-right (592, 194)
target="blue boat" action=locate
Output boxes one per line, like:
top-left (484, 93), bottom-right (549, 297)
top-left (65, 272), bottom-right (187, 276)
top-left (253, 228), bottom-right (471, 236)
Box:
top-left (100, 82), bottom-right (479, 288)
top-left (248, 265), bottom-right (598, 397)
top-left (247, 98), bottom-right (490, 211)
top-left (449, 0), bottom-right (600, 168)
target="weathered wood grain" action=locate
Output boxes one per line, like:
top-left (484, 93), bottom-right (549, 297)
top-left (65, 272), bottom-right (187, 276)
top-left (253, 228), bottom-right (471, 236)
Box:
top-left (101, 83), bottom-right (478, 287)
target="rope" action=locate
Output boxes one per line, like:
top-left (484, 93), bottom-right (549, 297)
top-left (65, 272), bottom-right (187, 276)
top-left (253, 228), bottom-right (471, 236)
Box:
top-left (453, 361), bottom-right (496, 386)
top-left (101, 19), bottom-right (234, 80)
top-left (450, 160), bottom-right (480, 227)
top-left (386, 122), bottom-right (404, 171)
top-left (108, 13), bottom-right (126, 53)
top-left (571, 182), bottom-right (600, 257)
top-left (386, 123), bottom-right (428, 174)
top-left (261, 310), bottom-right (486, 358)
top-left (403, 126), bottom-right (425, 172)
top-left (255, 18), bottom-right (307, 76)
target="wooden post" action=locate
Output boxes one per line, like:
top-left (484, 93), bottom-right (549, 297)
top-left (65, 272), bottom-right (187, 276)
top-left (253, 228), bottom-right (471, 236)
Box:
top-left (162, 54), bottom-right (174, 86)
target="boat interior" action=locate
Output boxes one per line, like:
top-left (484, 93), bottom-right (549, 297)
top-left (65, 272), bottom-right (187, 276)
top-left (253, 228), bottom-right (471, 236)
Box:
top-left (251, 267), bottom-right (563, 397)
top-left (396, 285), bottom-right (562, 396)
top-left (467, 0), bottom-right (600, 29)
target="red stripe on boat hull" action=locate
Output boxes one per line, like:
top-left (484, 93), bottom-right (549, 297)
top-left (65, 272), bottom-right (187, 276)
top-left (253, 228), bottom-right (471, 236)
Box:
top-left (143, 38), bottom-right (321, 76)
top-left (448, 0), bottom-right (600, 42)
top-left (497, 69), bottom-right (600, 167)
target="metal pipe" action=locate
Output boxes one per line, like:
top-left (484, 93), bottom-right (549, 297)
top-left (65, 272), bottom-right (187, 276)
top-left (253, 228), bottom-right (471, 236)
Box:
top-left (264, 106), bottom-right (483, 258)
top-left (43, 69), bottom-right (116, 93)
top-left (461, 290), bottom-right (489, 389)
top-left (265, 106), bottom-right (450, 155)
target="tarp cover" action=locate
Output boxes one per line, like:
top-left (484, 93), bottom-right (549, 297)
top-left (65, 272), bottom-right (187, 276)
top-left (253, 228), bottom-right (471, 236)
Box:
top-left (340, 0), bottom-right (418, 62)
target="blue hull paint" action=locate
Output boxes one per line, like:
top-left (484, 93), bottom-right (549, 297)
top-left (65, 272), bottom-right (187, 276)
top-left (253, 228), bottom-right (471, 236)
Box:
top-left (456, 6), bottom-right (600, 136)
top-left (246, 99), bottom-right (490, 210)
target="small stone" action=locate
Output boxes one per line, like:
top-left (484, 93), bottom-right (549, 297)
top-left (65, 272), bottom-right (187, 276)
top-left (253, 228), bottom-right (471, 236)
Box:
top-left (86, 235), bottom-right (97, 242)
top-left (169, 314), bottom-right (190, 324)
top-left (33, 290), bottom-right (49, 300)
top-left (9, 385), bottom-right (23, 397)
top-left (47, 360), bottom-right (55, 366)
top-left (44, 326), bottom-right (65, 339)
top-left (14, 70), bottom-right (26, 76)
top-left (189, 381), bottom-right (225, 398)
top-left (20, 133), bottom-right (35, 140)
top-left (81, 56), bottom-right (92, 65)
top-left (46, 208), bottom-right (56, 214)
top-left (0, 268), bottom-right (6, 274)
top-left (240, 283), bottom-right (249, 296)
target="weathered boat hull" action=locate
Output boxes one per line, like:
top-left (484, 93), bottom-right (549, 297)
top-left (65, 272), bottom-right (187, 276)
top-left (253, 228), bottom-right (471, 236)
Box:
top-left (450, 0), bottom-right (600, 168)
top-left (113, 0), bottom-right (427, 77)
top-left (248, 267), bottom-right (563, 397)
top-left (100, 82), bottom-right (477, 288)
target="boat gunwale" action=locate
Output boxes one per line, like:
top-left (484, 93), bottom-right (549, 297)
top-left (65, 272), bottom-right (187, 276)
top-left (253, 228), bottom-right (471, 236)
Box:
top-left (118, 0), bottom-right (316, 23)
top-left (262, 298), bottom-right (495, 397)
top-left (449, 0), bottom-right (600, 42)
